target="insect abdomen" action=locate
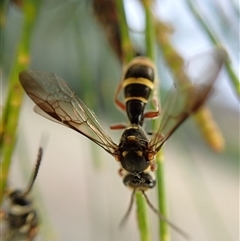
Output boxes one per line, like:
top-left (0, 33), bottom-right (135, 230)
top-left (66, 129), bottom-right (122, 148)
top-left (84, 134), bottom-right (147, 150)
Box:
top-left (123, 64), bottom-right (155, 125)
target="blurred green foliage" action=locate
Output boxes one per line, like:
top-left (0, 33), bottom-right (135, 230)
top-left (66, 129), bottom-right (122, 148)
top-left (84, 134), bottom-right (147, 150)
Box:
top-left (1, 1), bottom-right (238, 241)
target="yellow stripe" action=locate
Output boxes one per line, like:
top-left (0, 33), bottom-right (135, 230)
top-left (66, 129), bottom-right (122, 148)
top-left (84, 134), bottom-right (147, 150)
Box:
top-left (122, 77), bottom-right (154, 89)
top-left (125, 96), bottom-right (148, 103)
top-left (122, 150), bottom-right (143, 157)
top-left (127, 135), bottom-right (137, 141)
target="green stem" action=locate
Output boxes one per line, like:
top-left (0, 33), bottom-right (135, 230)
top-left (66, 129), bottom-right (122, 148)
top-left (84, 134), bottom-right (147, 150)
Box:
top-left (142, 1), bottom-right (170, 240)
top-left (115, 0), bottom-right (134, 62)
top-left (0, 0), bottom-right (8, 60)
top-left (185, 0), bottom-right (239, 97)
top-left (142, 0), bottom-right (155, 61)
top-left (115, 1), bottom-right (153, 240)
top-left (136, 191), bottom-right (152, 241)
top-left (0, 0), bottom-right (42, 204)
top-left (225, 60), bottom-right (240, 96)
top-left (156, 153), bottom-right (170, 241)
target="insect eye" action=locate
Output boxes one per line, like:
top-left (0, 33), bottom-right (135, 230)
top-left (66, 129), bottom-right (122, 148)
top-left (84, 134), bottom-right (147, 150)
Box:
top-left (9, 191), bottom-right (30, 206)
top-left (146, 178), bottom-right (156, 188)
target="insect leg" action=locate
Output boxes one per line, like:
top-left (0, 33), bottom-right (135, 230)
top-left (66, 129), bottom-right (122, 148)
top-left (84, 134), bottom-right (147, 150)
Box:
top-left (114, 80), bottom-right (126, 112)
top-left (143, 96), bottom-right (160, 119)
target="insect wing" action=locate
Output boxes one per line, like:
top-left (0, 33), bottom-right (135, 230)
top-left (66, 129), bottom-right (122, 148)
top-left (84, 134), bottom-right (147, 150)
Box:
top-left (19, 71), bottom-right (119, 155)
top-left (148, 48), bottom-right (227, 153)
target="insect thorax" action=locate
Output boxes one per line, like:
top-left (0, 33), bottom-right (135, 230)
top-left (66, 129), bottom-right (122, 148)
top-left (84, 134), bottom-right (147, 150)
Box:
top-left (119, 126), bottom-right (150, 173)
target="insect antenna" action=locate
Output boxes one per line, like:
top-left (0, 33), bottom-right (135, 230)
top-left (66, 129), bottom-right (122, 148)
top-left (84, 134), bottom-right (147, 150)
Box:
top-left (21, 147), bottom-right (43, 197)
top-left (142, 191), bottom-right (190, 240)
top-left (119, 189), bottom-right (136, 228)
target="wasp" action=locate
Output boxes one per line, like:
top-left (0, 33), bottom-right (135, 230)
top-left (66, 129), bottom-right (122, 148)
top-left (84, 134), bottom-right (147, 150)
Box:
top-left (111, 56), bottom-right (159, 130)
top-left (1, 147), bottom-right (43, 241)
top-left (19, 48), bottom-right (226, 236)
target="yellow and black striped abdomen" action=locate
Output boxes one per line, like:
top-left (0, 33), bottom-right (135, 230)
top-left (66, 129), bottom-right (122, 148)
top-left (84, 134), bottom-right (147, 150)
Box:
top-left (123, 64), bottom-right (155, 101)
top-left (123, 64), bottom-right (155, 125)
top-left (124, 78), bottom-right (154, 102)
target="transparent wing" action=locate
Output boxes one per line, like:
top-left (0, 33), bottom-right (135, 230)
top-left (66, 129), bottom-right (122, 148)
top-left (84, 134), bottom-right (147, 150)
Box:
top-left (148, 48), bottom-right (227, 153)
top-left (19, 70), bottom-right (119, 156)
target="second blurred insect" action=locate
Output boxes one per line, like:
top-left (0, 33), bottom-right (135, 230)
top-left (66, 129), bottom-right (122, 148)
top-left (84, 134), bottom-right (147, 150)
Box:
top-left (1, 147), bottom-right (43, 241)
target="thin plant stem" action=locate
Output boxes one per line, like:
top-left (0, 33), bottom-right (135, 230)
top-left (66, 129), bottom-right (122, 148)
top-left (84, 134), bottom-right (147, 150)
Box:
top-left (115, 1), bottom-right (152, 240)
top-left (185, 0), bottom-right (239, 97)
top-left (137, 0), bottom-right (161, 240)
top-left (136, 191), bottom-right (152, 241)
top-left (155, 152), bottom-right (170, 241)
top-left (142, 0), bottom-right (155, 61)
top-left (135, 182), bottom-right (153, 241)
top-left (0, 0), bottom-right (42, 204)
top-left (0, 0), bottom-right (8, 55)
top-left (141, 1), bottom-right (170, 240)
top-left (115, 0), bottom-right (135, 63)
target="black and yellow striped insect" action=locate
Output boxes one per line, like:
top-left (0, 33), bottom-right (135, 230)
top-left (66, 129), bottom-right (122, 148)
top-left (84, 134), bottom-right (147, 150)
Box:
top-left (111, 56), bottom-right (159, 130)
top-left (19, 48), bottom-right (226, 236)
top-left (1, 147), bottom-right (43, 241)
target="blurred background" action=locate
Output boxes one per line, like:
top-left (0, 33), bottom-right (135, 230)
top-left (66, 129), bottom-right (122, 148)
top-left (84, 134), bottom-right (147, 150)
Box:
top-left (1, 0), bottom-right (239, 241)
